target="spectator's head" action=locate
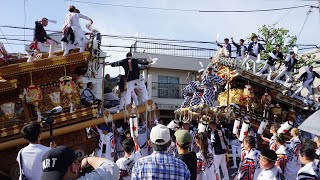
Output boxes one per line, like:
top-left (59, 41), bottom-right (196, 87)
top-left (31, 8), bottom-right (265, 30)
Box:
top-left (122, 139), bottom-right (135, 154)
top-left (68, 5), bottom-right (76, 12)
top-left (175, 130), bottom-right (192, 151)
top-left (150, 124), bottom-right (171, 151)
top-left (259, 149), bottom-right (277, 169)
top-left (182, 122), bottom-right (190, 130)
top-left (275, 133), bottom-right (285, 145)
top-left (290, 128), bottom-right (299, 137)
top-left (207, 67), bottom-right (213, 73)
top-left (41, 18), bottom-right (48, 27)
top-left (100, 124), bottom-right (110, 134)
top-left (299, 144), bottom-right (316, 165)
top-left (87, 82), bottom-right (94, 89)
top-left (105, 74), bottom-right (111, 80)
top-left (21, 122), bottom-right (41, 143)
top-left (251, 35), bottom-right (258, 42)
top-left (270, 124), bottom-right (280, 134)
top-left (275, 44), bottom-right (281, 51)
top-left (195, 132), bottom-right (209, 159)
top-left (41, 146), bottom-right (79, 180)
top-left (240, 39), bottom-right (244, 45)
top-left (224, 38), bottom-right (229, 44)
top-left (243, 135), bottom-right (256, 150)
top-left (126, 52), bottom-right (133, 58)
top-left (290, 51), bottom-right (296, 58)
top-left (314, 136), bottom-right (320, 147)
top-left (124, 130), bottom-right (132, 140)
top-left (304, 139), bottom-right (317, 150)
top-left (208, 120), bottom-right (217, 130)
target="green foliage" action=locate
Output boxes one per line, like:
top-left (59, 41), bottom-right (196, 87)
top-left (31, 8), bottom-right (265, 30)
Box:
top-left (297, 54), bottom-right (317, 68)
top-left (249, 24), bottom-right (297, 60)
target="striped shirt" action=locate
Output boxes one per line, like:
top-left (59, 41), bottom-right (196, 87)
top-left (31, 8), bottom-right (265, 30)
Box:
top-left (131, 151), bottom-right (191, 180)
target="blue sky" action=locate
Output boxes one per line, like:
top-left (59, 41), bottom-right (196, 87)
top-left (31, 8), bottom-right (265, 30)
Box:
top-left (0, 0), bottom-right (319, 76)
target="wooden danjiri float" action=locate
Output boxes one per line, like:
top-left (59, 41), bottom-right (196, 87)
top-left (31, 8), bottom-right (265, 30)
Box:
top-left (0, 33), bottom-right (155, 179)
top-left (173, 56), bottom-right (313, 149)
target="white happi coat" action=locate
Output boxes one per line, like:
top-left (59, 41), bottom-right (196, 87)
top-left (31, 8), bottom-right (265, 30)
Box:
top-left (196, 148), bottom-right (216, 180)
top-left (297, 159), bottom-right (320, 180)
top-left (96, 130), bottom-right (115, 161)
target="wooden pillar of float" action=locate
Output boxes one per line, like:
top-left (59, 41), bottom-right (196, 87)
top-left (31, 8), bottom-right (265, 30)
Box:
top-left (0, 99), bottom-right (154, 150)
top-left (19, 95), bottom-right (31, 123)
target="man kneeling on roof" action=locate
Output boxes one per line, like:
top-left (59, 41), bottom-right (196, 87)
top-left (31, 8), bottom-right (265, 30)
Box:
top-left (28, 18), bottom-right (58, 62)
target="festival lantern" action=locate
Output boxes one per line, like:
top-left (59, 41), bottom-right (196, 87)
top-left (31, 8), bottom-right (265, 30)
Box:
top-left (59, 76), bottom-right (77, 113)
top-left (27, 84), bottom-right (43, 122)
top-left (0, 102), bottom-right (15, 119)
top-left (261, 92), bottom-right (272, 118)
top-left (277, 121), bottom-right (293, 134)
top-left (48, 92), bottom-right (61, 107)
top-left (129, 115), bottom-right (138, 138)
top-left (257, 120), bottom-right (268, 134)
top-left (232, 118), bottom-right (241, 134)
top-left (239, 119), bottom-right (250, 142)
top-left (243, 84), bottom-right (254, 111)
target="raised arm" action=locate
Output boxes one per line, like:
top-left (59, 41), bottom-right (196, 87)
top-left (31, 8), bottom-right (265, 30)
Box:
top-left (136, 58), bottom-right (150, 65)
top-left (79, 13), bottom-right (93, 24)
top-left (110, 59), bottom-right (124, 67)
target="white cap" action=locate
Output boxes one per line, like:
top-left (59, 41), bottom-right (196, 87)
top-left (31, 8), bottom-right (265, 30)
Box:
top-left (198, 69), bottom-right (204, 73)
top-left (150, 124), bottom-right (170, 145)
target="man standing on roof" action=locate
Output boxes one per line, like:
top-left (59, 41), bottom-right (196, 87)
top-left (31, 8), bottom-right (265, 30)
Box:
top-left (241, 35), bottom-right (265, 74)
top-left (231, 37), bottom-right (247, 61)
top-left (110, 52), bottom-right (151, 107)
top-left (273, 51), bottom-right (298, 87)
top-left (256, 45), bottom-right (284, 81)
top-left (62, 5), bottom-right (93, 56)
top-left (291, 66), bottom-right (320, 103)
top-left (27, 18), bottom-right (58, 62)
top-left (217, 38), bottom-right (232, 57)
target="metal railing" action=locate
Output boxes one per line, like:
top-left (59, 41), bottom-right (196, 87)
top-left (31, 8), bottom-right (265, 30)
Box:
top-left (134, 41), bottom-right (215, 59)
top-left (151, 82), bottom-right (187, 99)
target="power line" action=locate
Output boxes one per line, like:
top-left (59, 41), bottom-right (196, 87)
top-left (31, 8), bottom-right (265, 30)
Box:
top-left (0, 25), bottom-right (319, 50)
top-left (297, 8), bottom-right (313, 40)
top-left (65, 0), bottom-right (311, 13)
top-left (199, 5), bottom-right (310, 13)
top-left (0, 28), bottom-right (16, 53)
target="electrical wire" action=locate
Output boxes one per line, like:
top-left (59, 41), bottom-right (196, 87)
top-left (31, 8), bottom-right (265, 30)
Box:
top-left (23, 0), bottom-right (27, 45)
top-left (0, 25), bottom-right (319, 47)
top-left (297, 8), bottom-right (313, 40)
top-left (0, 28), bottom-right (16, 52)
top-left (65, 0), bottom-right (310, 13)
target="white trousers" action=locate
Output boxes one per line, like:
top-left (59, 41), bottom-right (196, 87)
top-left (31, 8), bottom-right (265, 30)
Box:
top-left (231, 140), bottom-right (242, 167)
top-left (63, 26), bottom-right (88, 56)
top-left (214, 154), bottom-right (229, 180)
top-left (125, 79), bottom-right (149, 106)
top-left (27, 39), bottom-right (56, 62)
top-left (292, 80), bottom-right (313, 99)
top-left (119, 90), bottom-right (139, 110)
top-left (256, 63), bottom-right (275, 81)
top-left (273, 68), bottom-right (292, 85)
top-left (241, 55), bottom-right (258, 73)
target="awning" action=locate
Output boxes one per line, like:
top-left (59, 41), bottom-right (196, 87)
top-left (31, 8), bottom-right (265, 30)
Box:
top-left (298, 110), bottom-right (320, 136)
